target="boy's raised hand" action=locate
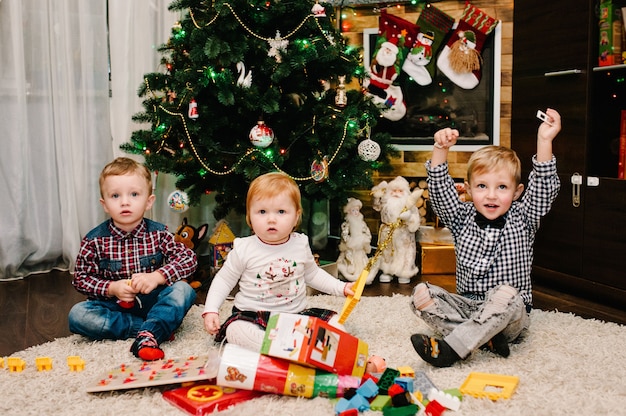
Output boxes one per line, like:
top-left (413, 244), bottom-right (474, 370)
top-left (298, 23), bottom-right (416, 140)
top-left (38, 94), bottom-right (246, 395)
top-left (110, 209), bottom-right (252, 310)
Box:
top-left (434, 128), bottom-right (460, 149)
top-left (538, 108), bottom-right (561, 142)
top-left (431, 128), bottom-right (459, 167)
top-left (537, 108), bottom-right (561, 162)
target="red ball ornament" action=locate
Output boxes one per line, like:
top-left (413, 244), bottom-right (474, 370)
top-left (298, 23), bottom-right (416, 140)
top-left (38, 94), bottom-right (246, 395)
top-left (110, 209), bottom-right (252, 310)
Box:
top-left (249, 120), bottom-right (275, 148)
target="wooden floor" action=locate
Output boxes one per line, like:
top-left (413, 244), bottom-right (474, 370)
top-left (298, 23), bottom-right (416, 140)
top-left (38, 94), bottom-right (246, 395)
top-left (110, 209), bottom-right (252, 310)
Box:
top-left (1, 270), bottom-right (625, 357)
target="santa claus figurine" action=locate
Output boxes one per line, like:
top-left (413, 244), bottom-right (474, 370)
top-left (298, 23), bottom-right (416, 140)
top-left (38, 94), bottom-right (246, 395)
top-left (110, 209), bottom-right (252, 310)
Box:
top-left (370, 176), bottom-right (422, 284)
top-left (336, 198), bottom-right (376, 284)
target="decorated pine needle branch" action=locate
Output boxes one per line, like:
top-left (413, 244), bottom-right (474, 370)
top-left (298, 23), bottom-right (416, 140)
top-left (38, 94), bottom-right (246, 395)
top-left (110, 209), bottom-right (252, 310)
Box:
top-left (122, 0), bottom-right (396, 219)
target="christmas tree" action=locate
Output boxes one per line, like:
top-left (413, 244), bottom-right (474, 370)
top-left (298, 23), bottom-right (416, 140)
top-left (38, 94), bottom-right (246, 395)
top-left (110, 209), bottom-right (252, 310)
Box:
top-left (122, 0), bottom-right (396, 219)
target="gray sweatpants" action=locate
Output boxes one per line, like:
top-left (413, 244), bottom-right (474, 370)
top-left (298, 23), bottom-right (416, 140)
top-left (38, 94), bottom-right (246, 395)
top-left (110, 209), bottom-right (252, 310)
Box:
top-left (410, 282), bottom-right (530, 359)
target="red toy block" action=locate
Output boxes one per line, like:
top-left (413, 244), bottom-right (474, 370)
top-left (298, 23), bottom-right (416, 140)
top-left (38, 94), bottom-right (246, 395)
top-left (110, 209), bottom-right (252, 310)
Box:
top-left (387, 383), bottom-right (406, 397)
top-left (425, 399), bottom-right (445, 416)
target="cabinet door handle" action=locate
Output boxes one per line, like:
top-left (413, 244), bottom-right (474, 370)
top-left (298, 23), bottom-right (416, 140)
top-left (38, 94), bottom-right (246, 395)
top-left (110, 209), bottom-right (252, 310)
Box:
top-left (571, 173), bottom-right (581, 207)
top-left (544, 69), bottom-right (583, 77)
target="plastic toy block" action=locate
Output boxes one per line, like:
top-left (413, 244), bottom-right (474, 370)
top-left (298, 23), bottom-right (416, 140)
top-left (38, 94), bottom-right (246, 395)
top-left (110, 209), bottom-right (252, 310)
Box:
top-left (382, 404), bottom-right (419, 416)
top-left (335, 397), bottom-right (351, 414)
top-left (396, 366), bottom-right (415, 378)
top-left (428, 388), bottom-right (461, 411)
top-left (424, 399), bottom-right (445, 416)
top-left (370, 394), bottom-right (391, 411)
top-left (387, 383), bottom-right (405, 397)
top-left (413, 371), bottom-right (437, 396)
top-left (338, 409), bottom-right (359, 416)
top-left (0, 357), bottom-right (4, 369)
top-left (35, 357), bottom-right (53, 371)
top-left (8, 357), bottom-right (26, 372)
top-left (459, 372), bottom-right (519, 400)
top-left (377, 368), bottom-right (400, 395)
top-left (394, 377), bottom-right (414, 393)
top-left (391, 391), bottom-right (412, 407)
top-left (337, 268), bottom-right (367, 324)
top-left (357, 378), bottom-right (379, 398)
top-left (349, 393), bottom-right (371, 412)
top-left (67, 355), bottom-right (86, 372)
top-left (362, 372), bottom-right (380, 384)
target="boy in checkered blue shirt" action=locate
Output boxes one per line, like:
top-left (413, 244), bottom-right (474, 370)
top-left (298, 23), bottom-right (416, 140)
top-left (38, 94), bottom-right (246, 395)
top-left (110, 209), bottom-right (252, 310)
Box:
top-left (410, 109), bottom-right (561, 367)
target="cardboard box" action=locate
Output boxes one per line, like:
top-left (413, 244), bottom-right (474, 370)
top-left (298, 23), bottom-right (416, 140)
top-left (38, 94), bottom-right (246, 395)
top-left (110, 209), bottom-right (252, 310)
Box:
top-left (599, 0), bottom-right (622, 66)
top-left (420, 243), bottom-right (455, 275)
top-left (261, 313), bottom-right (368, 377)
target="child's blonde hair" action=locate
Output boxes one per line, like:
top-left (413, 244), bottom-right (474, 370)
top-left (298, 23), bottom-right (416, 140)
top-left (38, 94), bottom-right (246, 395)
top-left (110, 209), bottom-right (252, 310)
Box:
top-left (99, 157), bottom-right (152, 197)
top-left (246, 172), bottom-right (303, 228)
top-left (467, 146), bottom-right (522, 185)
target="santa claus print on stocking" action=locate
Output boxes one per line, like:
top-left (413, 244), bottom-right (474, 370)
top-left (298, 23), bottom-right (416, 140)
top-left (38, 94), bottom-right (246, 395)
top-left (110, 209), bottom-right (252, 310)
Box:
top-left (436, 1), bottom-right (499, 90)
top-left (364, 10), bottom-right (418, 121)
top-left (402, 3), bottom-right (455, 86)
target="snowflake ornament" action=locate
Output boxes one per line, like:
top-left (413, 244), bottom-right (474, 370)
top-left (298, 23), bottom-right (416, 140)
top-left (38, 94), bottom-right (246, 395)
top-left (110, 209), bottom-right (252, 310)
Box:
top-left (268, 31), bottom-right (289, 63)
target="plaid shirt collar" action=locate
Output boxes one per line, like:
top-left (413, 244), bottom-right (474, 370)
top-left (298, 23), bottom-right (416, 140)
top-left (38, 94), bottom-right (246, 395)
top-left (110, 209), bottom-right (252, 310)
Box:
top-left (107, 219), bottom-right (147, 240)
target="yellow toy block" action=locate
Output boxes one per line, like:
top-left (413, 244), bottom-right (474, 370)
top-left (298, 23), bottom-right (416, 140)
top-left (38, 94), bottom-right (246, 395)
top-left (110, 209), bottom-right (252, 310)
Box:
top-left (36, 356), bottom-right (53, 371)
top-left (8, 357), bottom-right (26, 372)
top-left (397, 366), bottom-right (415, 378)
top-left (460, 372), bottom-right (519, 400)
top-left (0, 357), bottom-right (4, 369)
top-left (337, 268), bottom-right (367, 324)
top-left (67, 355), bottom-right (85, 372)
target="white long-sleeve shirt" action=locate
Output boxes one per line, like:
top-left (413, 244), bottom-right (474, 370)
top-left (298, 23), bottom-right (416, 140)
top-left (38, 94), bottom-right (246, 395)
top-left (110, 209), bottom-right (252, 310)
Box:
top-left (203, 233), bottom-right (345, 315)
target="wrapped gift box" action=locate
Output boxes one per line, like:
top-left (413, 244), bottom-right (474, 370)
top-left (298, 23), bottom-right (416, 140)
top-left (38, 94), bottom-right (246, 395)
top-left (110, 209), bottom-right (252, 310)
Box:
top-left (420, 243), bottom-right (455, 275)
top-left (261, 313), bottom-right (368, 377)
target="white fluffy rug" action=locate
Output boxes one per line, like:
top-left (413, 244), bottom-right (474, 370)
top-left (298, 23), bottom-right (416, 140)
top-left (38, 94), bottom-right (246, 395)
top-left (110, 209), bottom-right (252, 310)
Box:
top-left (3, 294), bottom-right (626, 415)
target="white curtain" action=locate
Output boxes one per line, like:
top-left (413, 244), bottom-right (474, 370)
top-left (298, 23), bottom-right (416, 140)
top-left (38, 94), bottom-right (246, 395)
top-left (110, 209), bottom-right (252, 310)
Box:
top-left (0, 0), bottom-right (111, 279)
top-left (0, 0), bottom-right (184, 280)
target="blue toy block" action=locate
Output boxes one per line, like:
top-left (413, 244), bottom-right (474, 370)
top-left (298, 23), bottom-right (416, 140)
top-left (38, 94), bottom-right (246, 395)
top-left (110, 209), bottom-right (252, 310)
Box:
top-left (394, 376), bottom-right (414, 393)
top-left (349, 393), bottom-right (370, 412)
top-left (335, 397), bottom-right (351, 414)
top-left (357, 378), bottom-right (379, 398)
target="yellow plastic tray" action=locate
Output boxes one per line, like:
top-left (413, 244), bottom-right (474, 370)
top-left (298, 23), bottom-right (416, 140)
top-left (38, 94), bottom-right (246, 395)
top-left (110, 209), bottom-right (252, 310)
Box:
top-left (460, 372), bottom-right (519, 400)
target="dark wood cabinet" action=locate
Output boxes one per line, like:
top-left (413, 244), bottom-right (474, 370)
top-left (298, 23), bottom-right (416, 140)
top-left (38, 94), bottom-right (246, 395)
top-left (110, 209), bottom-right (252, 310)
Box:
top-left (512, 0), bottom-right (626, 308)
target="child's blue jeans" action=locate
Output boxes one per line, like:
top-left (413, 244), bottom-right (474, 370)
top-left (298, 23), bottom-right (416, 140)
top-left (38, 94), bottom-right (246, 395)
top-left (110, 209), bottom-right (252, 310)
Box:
top-left (68, 281), bottom-right (196, 344)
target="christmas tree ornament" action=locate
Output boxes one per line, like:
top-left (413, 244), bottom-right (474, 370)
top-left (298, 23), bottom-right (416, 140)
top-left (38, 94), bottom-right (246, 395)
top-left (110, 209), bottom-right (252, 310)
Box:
top-left (168, 190), bottom-right (190, 213)
top-left (437, 2), bottom-right (499, 89)
top-left (268, 31), bottom-right (289, 63)
top-left (188, 98), bottom-right (199, 119)
top-left (236, 61), bottom-right (252, 88)
top-left (311, 2), bottom-right (326, 18)
top-left (249, 120), bottom-right (275, 148)
top-left (335, 75), bottom-right (347, 107)
top-left (310, 156), bottom-right (329, 182)
top-left (402, 4), bottom-right (455, 86)
top-left (358, 138), bottom-right (381, 162)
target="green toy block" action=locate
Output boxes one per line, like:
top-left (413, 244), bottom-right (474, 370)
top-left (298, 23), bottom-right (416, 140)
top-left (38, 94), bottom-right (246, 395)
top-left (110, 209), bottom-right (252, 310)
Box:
top-left (370, 394), bottom-right (391, 411)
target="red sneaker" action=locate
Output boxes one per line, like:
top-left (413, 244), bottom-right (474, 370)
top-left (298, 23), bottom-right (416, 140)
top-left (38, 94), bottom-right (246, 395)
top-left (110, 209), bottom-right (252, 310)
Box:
top-left (130, 331), bottom-right (164, 361)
